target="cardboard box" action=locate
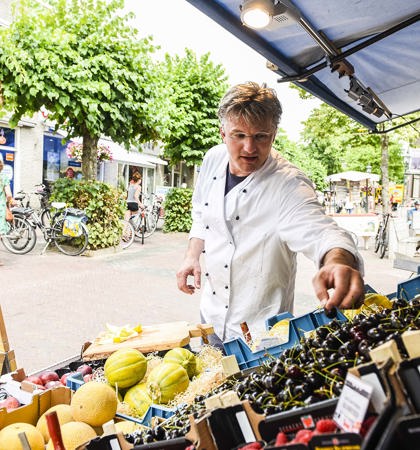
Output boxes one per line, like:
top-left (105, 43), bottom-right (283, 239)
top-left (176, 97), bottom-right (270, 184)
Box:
top-left (0, 368), bottom-right (71, 430)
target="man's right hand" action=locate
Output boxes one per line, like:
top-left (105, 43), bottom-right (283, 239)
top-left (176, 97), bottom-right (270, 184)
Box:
top-left (176, 257), bottom-right (201, 294)
top-left (176, 237), bottom-right (204, 294)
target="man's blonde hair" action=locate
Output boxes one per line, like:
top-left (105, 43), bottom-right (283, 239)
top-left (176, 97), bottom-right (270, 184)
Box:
top-left (218, 82), bottom-right (282, 131)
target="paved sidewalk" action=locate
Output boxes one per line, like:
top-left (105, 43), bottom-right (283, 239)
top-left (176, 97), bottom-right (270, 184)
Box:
top-left (0, 231), bottom-right (414, 373)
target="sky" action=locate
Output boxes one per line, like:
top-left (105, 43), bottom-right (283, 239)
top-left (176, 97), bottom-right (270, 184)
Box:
top-left (124, 0), bottom-right (320, 141)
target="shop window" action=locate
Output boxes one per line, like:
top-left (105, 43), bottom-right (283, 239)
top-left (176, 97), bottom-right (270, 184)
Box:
top-left (43, 135), bottom-right (82, 182)
top-left (0, 127), bottom-right (15, 148)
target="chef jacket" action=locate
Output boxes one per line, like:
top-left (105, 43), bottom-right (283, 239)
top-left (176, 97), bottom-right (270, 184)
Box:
top-left (189, 144), bottom-right (363, 341)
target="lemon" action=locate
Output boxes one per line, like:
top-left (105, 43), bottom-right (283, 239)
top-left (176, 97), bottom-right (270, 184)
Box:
top-left (36, 403), bottom-right (74, 443)
top-left (70, 381), bottom-right (118, 427)
top-left (46, 421), bottom-right (96, 450)
top-left (344, 293), bottom-right (393, 319)
top-left (0, 423), bottom-right (44, 450)
top-left (268, 319), bottom-right (290, 337)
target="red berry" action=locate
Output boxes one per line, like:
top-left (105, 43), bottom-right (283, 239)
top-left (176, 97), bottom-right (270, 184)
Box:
top-left (238, 443), bottom-right (263, 450)
top-left (293, 429), bottom-right (313, 444)
top-left (275, 431), bottom-right (288, 445)
top-left (360, 415), bottom-right (377, 437)
top-left (316, 419), bottom-right (337, 433)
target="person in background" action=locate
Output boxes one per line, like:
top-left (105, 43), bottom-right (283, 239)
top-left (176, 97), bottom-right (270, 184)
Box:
top-left (65, 167), bottom-right (75, 179)
top-left (0, 154), bottom-right (16, 265)
top-left (125, 171), bottom-right (144, 220)
top-left (176, 82), bottom-right (364, 349)
top-left (344, 195), bottom-right (354, 214)
top-left (408, 200), bottom-right (420, 227)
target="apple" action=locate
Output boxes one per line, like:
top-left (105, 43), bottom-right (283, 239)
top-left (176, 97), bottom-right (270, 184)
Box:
top-left (76, 364), bottom-right (93, 376)
top-left (39, 370), bottom-right (59, 385)
top-left (60, 371), bottom-right (78, 386)
top-left (0, 396), bottom-right (20, 411)
top-left (44, 380), bottom-right (62, 389)
top-left (24, 375), bottom-right (43, 386)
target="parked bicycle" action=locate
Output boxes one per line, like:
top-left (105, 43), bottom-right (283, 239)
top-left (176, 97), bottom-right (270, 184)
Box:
top-left (12, 202), bottom-right (89, 256)
top-left (14, 183), bottom-right (52, 227)
top-left (375, 212), bottom-right (392, 259)
top-left (119, 218), bottom-right (135, 249)
top-left (128, 193), bottom-right (162, 244)
top-left (0, 213), bottom-right (36, 254)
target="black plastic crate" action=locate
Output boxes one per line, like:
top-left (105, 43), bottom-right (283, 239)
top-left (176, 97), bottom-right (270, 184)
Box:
top-left (258, 398), bottom-right (338, 442)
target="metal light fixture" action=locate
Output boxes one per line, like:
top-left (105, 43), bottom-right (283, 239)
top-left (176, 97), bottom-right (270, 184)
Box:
top-left (345, 77), bottom-right (390, 119)
top-left (240, 0), bottom-right (300, 29)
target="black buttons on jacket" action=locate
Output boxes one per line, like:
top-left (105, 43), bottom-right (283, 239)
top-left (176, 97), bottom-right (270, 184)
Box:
top-left (206, 225), bottom-right (209, 229)
top-left (204, 202), bottom-right (208, 206)
top-left (235, 216), bottom-right (240, 220)
top-left (243, 189), bottom-right (247, 193)
top-left (224, 264), bottom-right (228, 268)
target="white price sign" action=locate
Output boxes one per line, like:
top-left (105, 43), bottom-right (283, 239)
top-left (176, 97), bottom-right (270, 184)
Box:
top-left (333, 372), bottom-right (373, 433)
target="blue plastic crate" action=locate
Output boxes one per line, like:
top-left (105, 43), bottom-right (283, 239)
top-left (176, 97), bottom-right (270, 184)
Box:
top-left (311, 308), bottom-right (347, 328)
top-left (397, 275), bottom-right (420, 301)
top-left (224, 309), bottom-right (348, 370)
top-left (140, 403), bottom-right (177, 426)
top-left (66, 372), bottom-right (84, 391)
top-left (264, 311), bottom-right (294, 329)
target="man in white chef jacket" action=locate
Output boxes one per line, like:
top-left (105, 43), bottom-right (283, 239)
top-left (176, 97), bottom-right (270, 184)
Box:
top-left (177, 82), bottom-right (364, 349)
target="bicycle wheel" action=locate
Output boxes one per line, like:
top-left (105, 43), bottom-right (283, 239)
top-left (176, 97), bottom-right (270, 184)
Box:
top-left (374, 226), bottom-right (382, 253)
top-left (40, 207), bottom-right (52, 227)
top-left (120, 219), bottom-right (135, 249)
top-left (131, 214), bottom-right (144, 241)
top-left (140, 215), bottom-right (145, 245)
top-left (1, 216), bottom-right (37, 254)
top-left (379, 230), bottom-right (388, 259)
top-left (53, 219), bottom-right (89, 256)
top-left (143, 210), bottom-right (157, 239)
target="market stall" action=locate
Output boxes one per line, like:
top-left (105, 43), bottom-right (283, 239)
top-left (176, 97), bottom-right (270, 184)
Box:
top-left (0, 275), bottom-right (419, 449)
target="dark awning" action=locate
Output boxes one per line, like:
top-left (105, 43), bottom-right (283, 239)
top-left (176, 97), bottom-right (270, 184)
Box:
top-left (187, 0), bottom-right (420, 131)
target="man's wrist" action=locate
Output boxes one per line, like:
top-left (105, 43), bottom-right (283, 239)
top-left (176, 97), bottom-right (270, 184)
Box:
top-left (321, 248), bottom-right (358, 269)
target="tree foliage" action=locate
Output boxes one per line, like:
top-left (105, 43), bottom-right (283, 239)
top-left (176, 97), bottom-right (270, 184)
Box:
top-left (273, 130), bottom-right (327, 189)
top-left (301, 103), bottom-right (405, 182)
top-left (160, 49), bottom-right (229, 167)
top-left (0, 0), bottom-right (168, 179)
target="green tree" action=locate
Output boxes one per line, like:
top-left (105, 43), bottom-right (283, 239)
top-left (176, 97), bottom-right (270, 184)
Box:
top-left (273, 130), bottom-right (327, 190)
top-left (301, 103), bottom-right (404, 182)
top-left (160, 49), bottom-right (229, 167)
top-left (0, 0), bottom-right (168, 180)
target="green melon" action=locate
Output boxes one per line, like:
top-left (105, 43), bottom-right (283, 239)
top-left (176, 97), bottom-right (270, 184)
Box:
top-left (163, 347), bottom-right (198, 378)
top-left (124, 384), bottom-right (152, 418)
top-left (104, 348), bottom-right (147, 389)
top-left (146, 363), bottom-right (189, 404)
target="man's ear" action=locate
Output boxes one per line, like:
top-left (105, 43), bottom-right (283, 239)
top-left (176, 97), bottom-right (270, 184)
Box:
top-left (220, 127), bottom-right (225, 141)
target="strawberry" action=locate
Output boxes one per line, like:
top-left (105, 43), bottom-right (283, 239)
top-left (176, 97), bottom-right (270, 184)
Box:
top-left (315, 419), bottom-right (337, 433)
top-left (238, 443), bottom-right (263, 450)
top-left (360, 415), bottom-right (377, 437)
top-left (275, 431), bottom-right (288, 445)
top-left (293, 429), bottom-right (313, 444)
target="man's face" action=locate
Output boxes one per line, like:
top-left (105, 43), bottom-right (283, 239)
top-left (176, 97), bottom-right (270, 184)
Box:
top-left (220, 116), bottom-right (276, 177)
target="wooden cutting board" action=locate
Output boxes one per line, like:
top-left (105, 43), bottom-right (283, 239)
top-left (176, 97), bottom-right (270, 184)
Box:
top-left (82, 321), bottom-right (214, 361)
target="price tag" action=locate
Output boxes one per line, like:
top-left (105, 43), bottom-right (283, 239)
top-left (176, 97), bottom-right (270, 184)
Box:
top-left (333, 372), bottom-right (372, 433)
